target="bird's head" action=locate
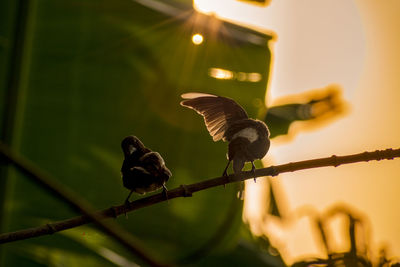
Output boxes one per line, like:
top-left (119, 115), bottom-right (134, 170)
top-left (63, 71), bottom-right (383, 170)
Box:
top-left (121, 136), bottom-right (146, 157)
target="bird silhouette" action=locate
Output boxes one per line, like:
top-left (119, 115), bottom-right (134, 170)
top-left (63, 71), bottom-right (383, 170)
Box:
top-left (121, 136), bottom-right (171, 204)
top-left (180, 92), bottom-right (270, 182)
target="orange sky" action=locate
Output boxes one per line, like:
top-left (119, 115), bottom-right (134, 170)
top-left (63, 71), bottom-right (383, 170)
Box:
top-left (194, 0), bottom-right (400, 264)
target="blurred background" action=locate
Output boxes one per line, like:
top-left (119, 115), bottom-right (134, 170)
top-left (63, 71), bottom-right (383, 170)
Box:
top-left (1, 0), bottom-right (399, 266)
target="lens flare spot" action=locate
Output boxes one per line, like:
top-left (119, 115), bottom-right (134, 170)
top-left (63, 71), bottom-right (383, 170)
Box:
top-left (208, 67), bottom-right (234, 80)
top-left (191, 33), bottom-right (204, 45)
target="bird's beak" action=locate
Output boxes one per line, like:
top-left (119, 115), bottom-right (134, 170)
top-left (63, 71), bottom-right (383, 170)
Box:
top-left (128, 146), bottom-right (137, 155)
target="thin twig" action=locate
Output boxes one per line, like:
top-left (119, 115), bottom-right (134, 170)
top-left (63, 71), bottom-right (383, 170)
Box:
top-left (0, 142), bottom-right (167, 267)
top-left (0, 147), bottom-right (399, 247)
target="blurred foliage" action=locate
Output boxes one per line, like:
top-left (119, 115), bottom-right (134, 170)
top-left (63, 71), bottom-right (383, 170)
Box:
top-left (0, 0), bottom-right (358, 266)
top-left (237, 0), bottom-right (270, 6)
top-left (287, 205), bottom-right (400, 267)
top-left (264, 85), bottom-right (347, 139)
top-left (0, 0), bottom-right (286, 266)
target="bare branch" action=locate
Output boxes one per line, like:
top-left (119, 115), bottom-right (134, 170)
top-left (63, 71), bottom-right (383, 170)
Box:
top-left (0, 142), bottom-right (168, 267)
top-left (1, 147), bottom-right (399, 248)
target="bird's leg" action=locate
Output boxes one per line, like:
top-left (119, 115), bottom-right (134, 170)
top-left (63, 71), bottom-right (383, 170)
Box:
top-left (125, 190), bottom-right (133, 205)
top-left (251, 162), bottom-right (257, 183)
top-left (124, 190), bottom-right (133, 218)
top-left (237, 182), bottom-right (244, 200)
top-left (162, 184), bottom-right (169, 202)
top-left (222, 160), bottom-right (232, 188)
top-left (222, 160), bottom-right (231, 177)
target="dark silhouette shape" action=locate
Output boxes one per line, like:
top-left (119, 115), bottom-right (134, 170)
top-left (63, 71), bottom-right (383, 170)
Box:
top-left (121, 136), bottom-right (171, 204)
top-left (265, 87), bottom-right (345, 138)
top-left (180, 92), bottom-right (270, 180)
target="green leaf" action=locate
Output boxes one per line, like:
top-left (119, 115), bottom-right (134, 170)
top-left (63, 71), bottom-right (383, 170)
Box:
top-left (0, 0), bottom-right (281, 265)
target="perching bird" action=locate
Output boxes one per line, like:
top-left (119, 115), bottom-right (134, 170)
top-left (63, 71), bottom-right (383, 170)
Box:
top-left (180, 92), bottom-right (270, 180)
top-left (121, 136), bottom-right (171, 204)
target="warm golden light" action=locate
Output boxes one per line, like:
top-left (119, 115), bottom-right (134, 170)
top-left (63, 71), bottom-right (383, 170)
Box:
top-left (208, 67), bottom-right (234, 80)
top-left (247, 72), bottom-right (262, 82)
top-left (191, 33), bottom-right (204, 45)
top-left (195, 0), bottom-right (400, 264)
top-left (208, 68), bottom-right (262, 82)
top-left (236, 72), bottom-right (247, 81)
top-left (193, 0), bottom-right (215, 15)
top-left (194, 0), bottom-right (400, 264)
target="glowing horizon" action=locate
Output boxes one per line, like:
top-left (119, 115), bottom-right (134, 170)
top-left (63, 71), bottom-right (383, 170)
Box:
top-left (194, 0), bottom-right (400, 265)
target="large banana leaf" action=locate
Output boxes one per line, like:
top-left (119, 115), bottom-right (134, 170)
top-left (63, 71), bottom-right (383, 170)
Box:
top-left (0, 0), bottom-right (282, 265)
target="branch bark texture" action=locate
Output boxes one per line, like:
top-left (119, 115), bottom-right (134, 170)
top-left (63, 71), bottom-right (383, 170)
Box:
top-left (0, 142), bottom-right (167, 267)
top-left (1, 148), bottom-right (399, 246)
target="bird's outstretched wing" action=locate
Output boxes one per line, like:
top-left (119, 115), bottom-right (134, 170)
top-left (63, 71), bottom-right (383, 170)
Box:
top-left (180, 92), bottom-right (248, 141)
